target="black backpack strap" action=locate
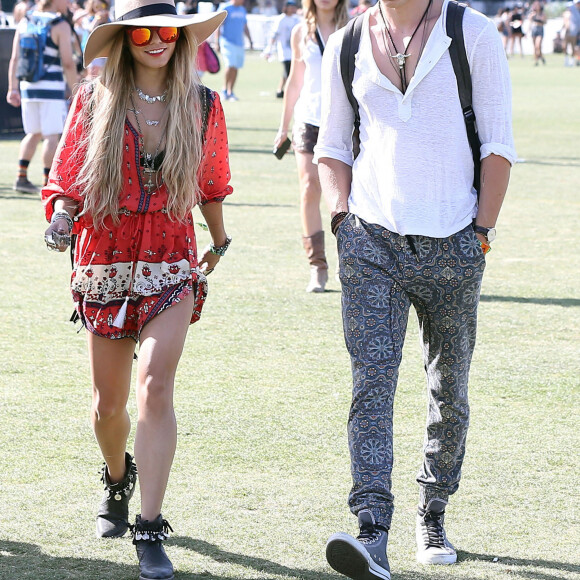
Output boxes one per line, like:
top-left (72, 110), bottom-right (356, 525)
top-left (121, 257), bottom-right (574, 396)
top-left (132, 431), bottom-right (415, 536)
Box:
top-left (446, 1), bottom-right (482, 195)
top-left (340, 14), bottom-right (364, 159)
top-left (49, 15), bottom-right (65, 26)
top-left (314, 27), bottom-right (325, 56)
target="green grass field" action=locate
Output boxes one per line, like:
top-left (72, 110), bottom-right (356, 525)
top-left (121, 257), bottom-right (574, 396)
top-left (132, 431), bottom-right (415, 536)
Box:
top-left (0, 51), bottom-right (579, 580)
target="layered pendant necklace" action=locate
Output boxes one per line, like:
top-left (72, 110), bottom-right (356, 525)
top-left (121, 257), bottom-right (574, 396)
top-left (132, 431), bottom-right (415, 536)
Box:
top-left (128, 103), bottom-right (162, 126)
top-left (135, 86), bottom-right (168, 104)
top-left (378, 0), bottom-right (432, 93)
top-left (129, 95), bottom-right (169, 194)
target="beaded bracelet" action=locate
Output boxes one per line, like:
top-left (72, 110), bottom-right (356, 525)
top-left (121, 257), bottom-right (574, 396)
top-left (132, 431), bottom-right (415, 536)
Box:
top-left (51, 210), bottom-right (74, 232)
top-left (331, 212), bottom-right (349, 236)
top-left (479, 240), bottom-right (491, 255)
top-left (209, 235), bottom-right (232, 256)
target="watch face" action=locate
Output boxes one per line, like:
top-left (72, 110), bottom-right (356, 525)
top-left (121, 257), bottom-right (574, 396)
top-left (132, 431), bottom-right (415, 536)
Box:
top-left (486, 228), bottom-right (497, 243)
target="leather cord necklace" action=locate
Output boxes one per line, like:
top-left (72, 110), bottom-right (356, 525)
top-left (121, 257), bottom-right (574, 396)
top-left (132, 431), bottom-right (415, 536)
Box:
top-left (378, 0), bottom-right (432, 93)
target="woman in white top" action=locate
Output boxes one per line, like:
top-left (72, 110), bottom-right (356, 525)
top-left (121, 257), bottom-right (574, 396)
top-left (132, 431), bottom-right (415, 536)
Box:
top-left (274, 0), bottom-right (348, 293)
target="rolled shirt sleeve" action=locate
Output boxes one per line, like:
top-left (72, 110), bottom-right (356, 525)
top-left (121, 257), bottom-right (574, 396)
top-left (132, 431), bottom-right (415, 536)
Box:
top-left (469, 19), bottom-right (517, 166)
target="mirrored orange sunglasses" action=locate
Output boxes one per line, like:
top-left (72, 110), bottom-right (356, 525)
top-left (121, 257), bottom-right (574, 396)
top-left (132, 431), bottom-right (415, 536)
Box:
top-left (127, 26), bottom-right (180, 47)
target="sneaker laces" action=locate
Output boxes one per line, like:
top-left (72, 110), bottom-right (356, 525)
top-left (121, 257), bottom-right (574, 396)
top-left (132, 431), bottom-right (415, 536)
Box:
top-left (422, 511), bottom-right (445, 548)
top-left (357, 523), bottom-right (386, 544)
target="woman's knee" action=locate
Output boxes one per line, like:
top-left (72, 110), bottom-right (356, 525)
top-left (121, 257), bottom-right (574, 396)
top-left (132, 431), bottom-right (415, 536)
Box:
top-left (137, 375), bottom-right (174, 415)
top-left (300, 178), bottom-right (321, 204)
top-left (92, 388), bottom-right (128, 422)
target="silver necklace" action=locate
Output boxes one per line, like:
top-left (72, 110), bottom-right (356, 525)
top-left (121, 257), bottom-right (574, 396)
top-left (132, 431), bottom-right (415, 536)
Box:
top-left (135, 86), bottom-right (168, 104)
top-left (130, 95), bottom-right (168, 194)
top-left (127, 105), bottom-right (162, 126)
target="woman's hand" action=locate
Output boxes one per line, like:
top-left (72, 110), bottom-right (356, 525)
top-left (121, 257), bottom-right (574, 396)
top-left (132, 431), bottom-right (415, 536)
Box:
top-left (44, 217), bottom-right (72, 252)
top-left (197, 203), bottom-right (230, 275)
top-left (197, 247), bottom-right (221, 275)
top-left (274, 128), bottom-right (288, 150)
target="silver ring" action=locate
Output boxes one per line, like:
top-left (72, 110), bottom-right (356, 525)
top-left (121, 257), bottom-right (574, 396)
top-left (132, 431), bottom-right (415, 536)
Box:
top-left (45, 234), bottom-right (58, 250)
top-left (45, 232), bottom-right (71, 251)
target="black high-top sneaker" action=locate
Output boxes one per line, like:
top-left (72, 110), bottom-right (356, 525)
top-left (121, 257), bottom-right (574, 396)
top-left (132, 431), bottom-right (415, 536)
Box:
top-left (96, 452), bottom-right (137, 538)
top-left (131, 514), bottom-right (174, 580)
top-left (326, 510), bottom-right (391, 580)
top-left (416, 498), bottom-right (457, 565)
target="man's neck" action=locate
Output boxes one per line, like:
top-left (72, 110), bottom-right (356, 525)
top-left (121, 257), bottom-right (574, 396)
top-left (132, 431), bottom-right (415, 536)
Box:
top-left (379, 0), bottom-right (434, 32)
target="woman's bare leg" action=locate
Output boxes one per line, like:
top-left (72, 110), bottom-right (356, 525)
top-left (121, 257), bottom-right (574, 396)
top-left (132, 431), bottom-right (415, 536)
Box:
top-left (295, 150), bottom-right (322, 236)
top-left (88, 333), bottom-right (135, 482)
top-left (135, 292), bottom-right (194, 520)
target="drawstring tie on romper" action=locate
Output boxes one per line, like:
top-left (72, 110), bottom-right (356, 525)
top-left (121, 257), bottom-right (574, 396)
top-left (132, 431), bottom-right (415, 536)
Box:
top-left (112, 212), bottom-right (145, 329)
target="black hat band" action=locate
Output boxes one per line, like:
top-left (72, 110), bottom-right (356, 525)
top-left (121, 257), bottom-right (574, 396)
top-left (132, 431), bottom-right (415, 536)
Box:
top-left (118, 3), bottom-right (177, 21)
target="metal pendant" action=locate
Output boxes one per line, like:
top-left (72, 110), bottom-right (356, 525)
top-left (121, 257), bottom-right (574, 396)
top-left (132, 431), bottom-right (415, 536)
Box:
top-left (393, 52), bottom-right (410, 70)
top-left (143, 169), bottom-right (157, 194)
top-left (135, 87), bottom-right (167, 104)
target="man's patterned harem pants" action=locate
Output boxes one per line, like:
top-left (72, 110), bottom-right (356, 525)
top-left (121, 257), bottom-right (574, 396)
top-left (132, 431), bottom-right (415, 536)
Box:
top-left (336, 214), bottom-right (486, 530)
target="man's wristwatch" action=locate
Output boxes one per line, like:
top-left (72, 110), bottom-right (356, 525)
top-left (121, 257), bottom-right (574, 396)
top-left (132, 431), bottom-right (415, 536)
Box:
top-left (473, 224), bottom-right (496, 243)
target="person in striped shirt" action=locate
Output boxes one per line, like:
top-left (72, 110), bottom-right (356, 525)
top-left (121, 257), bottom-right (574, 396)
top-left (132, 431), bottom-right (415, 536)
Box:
top-left (7, 0), bottom-right (79, 194)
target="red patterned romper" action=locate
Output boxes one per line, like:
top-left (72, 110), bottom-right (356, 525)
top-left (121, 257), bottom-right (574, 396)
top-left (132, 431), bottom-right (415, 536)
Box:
top-left (42, 84), bottom-right (233, 341)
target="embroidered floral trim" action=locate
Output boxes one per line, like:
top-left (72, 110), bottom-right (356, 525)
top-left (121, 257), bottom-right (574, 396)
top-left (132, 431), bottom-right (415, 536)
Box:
top-left (71, 259), bottom-right (192, 299)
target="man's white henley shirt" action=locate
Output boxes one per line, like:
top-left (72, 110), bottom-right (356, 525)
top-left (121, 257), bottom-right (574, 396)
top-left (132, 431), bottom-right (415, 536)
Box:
top-left (314, 1), bottom-right (517, 238)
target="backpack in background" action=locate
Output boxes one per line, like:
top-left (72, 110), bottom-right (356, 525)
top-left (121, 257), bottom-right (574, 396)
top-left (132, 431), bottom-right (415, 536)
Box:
top-left (16, 12), bottom-right (55, 83)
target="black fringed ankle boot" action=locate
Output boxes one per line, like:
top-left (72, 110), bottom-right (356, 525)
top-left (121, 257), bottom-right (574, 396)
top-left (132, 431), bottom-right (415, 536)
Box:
top-left (96, 452), bottom-right (138, 538)
top-left (131, 514), bottom-right (174, 580)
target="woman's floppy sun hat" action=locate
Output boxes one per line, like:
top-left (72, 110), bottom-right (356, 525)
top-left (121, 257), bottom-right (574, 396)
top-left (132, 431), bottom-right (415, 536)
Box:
top-left (83, 0), bottom-right (227, 66)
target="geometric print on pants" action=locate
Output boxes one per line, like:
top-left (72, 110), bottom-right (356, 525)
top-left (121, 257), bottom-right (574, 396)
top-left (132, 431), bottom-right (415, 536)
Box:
top-left (336, 213), bottom-right (486, 530)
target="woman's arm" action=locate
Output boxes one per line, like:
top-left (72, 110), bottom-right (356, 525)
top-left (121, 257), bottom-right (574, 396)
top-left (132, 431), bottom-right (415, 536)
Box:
top-left (44, 197), bottom-right (80, 252)
top-left (199, 201), bottom-right (227, 248)
top-left (274, 24), bottom-right (305, 149)
top-left (196, 92), bottom-right (233, 275)
top-left (42, 84), bottom-right (90, 231)
top-left (197, 202), bottom-right (230, 274)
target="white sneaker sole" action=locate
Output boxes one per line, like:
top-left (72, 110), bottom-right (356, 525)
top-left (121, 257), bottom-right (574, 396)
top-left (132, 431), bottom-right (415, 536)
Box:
top-left (326, 533), bottom-right (391, 580)
top-left (416, 550), bottom-right (457, 565)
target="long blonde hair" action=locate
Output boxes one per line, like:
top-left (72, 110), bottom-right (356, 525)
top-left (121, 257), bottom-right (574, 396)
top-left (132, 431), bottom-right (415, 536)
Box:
top-left (76, 27), bottom-right (203, 229)
top-left (302, 0), bottom-right (349, 40)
